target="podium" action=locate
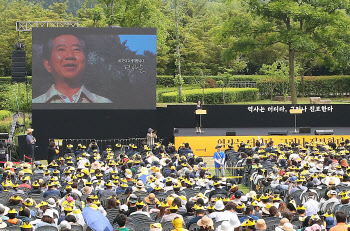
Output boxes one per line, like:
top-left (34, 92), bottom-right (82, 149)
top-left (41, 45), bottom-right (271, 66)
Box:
top-left (196, 109), bottom-right (207, 133)
top-left (290, 109), bottom-right (302, 133)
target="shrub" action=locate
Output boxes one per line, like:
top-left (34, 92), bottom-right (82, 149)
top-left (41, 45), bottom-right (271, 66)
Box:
top-left (0, 110), bottom-right (12, 121)
top-left (1, 83), bottom-right (32, 112)
top-left (161, 88), bottom-right (259, 104)
top-left (157, 85), bottom-right (201, 102)
top-left (205, 78), bottom-right (217, 88)
top-left (157, 75), bottom-right (266, 87)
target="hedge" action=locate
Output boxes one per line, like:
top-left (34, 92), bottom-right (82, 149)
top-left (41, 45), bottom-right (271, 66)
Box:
top-left (157, 85), bottom-right (201, 102)
top-left (157, 75), bottom-right (265, 87)
top-left (257, 76), bottom-right (350, 98)
top-left (158, 75), bottom-right (350, 98)
top-left (161, 88), bottom-right (259, 104)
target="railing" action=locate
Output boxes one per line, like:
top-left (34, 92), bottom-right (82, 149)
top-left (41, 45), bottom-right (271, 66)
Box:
top-left (49, 137), bottom-right (163, 154)
top-left (228, 81), bottom-right (257, 88)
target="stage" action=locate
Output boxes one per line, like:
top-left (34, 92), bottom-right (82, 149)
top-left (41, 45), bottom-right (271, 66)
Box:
top-left (174, 127), bottom-right (350, 136)
top-left (174, 127), bottom-right (350, 156)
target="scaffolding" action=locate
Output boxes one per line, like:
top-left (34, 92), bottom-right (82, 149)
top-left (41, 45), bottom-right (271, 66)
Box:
top-left (16, 21), bottom-right (79, 32)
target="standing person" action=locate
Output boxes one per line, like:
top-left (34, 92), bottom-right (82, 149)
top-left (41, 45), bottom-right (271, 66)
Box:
top-left (26, 128), bottom-right (36, 162)
top-left (147, 128), bottom-right (157, 150)
top-left (47, 141), bottom-right (59, 164)
top-left (213, 144), bottom-right (225, 177)
top-left (195, 100), bottom-right (202, 133)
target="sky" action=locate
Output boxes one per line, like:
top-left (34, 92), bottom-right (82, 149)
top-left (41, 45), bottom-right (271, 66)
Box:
top-left (119, 35), bottom-right (157, 55)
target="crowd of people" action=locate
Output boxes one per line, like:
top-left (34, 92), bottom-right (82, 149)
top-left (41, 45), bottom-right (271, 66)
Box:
top-left (0, 139), bottom-right (349, 231)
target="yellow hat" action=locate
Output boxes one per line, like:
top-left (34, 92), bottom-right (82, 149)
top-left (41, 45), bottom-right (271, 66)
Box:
top-left (150, 223), bottom-right (162, 230)
top-left (160, 202), bottom-right (168, 207)
top-left (21, 223), bottom-right (33, 228)
top-left (323, 213), bottom-right (333, 218)
top-left (106, 181), bottom-right (113, 187)
top-left (207, 205), bottom-right (214, 210)
top-left (261, 194), bottom-right (269, 200)
top-left (89, 195), bottom-right (98, 200)
top-left (24, 198), bottom-right (34, 207)
top-left (11, 195), bottom-right (22, 200)
top-left (36, 201), bottom-right (48, 208)
top-left (8, 208), bottom-right (17, 214)
top-left (213, 181), bottom-right (220, 186)
top-left (136, 201), bottom-right (145, 206)
top-left (169, 204), bottom-right (178, 210)
top-left (237, 204), bottom-right (245, 209)
top-left (297, 205), bottom-right (306, 210)
top-left (241, 219), bottom-right (256, 227)
top-left (251, 201), bottom-right (258, 206)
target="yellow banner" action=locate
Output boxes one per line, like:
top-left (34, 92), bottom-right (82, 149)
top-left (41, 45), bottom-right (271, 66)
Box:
top-left (175, 135), bottom-right (350, 157)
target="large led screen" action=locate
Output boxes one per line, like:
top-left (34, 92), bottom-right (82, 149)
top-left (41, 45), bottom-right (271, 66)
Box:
top-left (32, 28), bottom-right (156, 109)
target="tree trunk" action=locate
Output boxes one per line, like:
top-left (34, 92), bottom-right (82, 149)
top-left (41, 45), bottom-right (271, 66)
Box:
top-left (301, 73), bottom-right (304, 98)
top-left (289, 45), bottom-right (298, 104)
top-left (111, 1), bottom-right (114, 17)
top-left (175, 0), bottom-right (182, 102)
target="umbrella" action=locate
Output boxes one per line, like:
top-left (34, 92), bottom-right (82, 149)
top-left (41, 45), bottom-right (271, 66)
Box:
top-left (82, 206), bottom-right (113, 231)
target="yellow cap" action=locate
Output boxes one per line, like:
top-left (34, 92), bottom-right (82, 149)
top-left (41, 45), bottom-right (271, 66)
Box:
top-left (136, 201), bottom-right (145, 206)
top-left (21, 223), bottom-right (33, 228)
top-left (169, 204), bottom-right (178, 210)
top-left (8, 208), bottom-right (17, 214)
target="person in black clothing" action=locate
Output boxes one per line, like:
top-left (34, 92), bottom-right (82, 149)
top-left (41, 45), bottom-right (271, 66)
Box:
top-left (195, 100), bottom-right (202, 133)
top-left (48, 141), bottom-right (58, 164)
top-left (208, 181), bottom-right (228, 200)
top-left (0, 142), bottom-right (7, 166)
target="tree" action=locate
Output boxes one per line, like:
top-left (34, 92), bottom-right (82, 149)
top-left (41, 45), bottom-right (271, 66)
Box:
top-left (224, 0), bottom-right (350, 103)
top-left (260, 61), bottom-right (298, 100)
top-left (0, 0), bottom-right (68, 76)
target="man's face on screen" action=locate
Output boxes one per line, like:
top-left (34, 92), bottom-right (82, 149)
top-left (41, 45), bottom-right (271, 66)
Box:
top-left (44, 35), bottom-right (85, 81)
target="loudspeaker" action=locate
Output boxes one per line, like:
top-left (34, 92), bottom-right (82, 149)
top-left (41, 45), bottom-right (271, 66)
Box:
top-left (17, 135), bottom-right (27, 160)
top-left (268, 131), bottom-right (288, 135)
top-left (226, 131), bottom-right (236, 136)
top-left (315, 130), bottom-right (334, 135)
top-left (11, 50), bottom-right (26, 82)
top-left (299, 127), bottom-right (311, 134)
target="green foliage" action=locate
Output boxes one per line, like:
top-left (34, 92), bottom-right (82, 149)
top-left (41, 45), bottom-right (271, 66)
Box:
top-left (157, 75), bottom-right (266, 86)
top-left (260, 61), bottom-right (298, 99)
top-left (1, 83), bottom-right (32, 113)
top-left (0, 110), bottom-right (12, 121)
top-left (0, 0), bottom-right (70, 76)
top-left (161, 87), bottom-right (259, 104)
top-left (223, 0), bottom-right (350, 103)
top-left (299, 76), bottom-right (350, 98)
top-left (157, 84), bottom-right (200, 102)
top-left (205, 78), bottom-right (217, 88)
